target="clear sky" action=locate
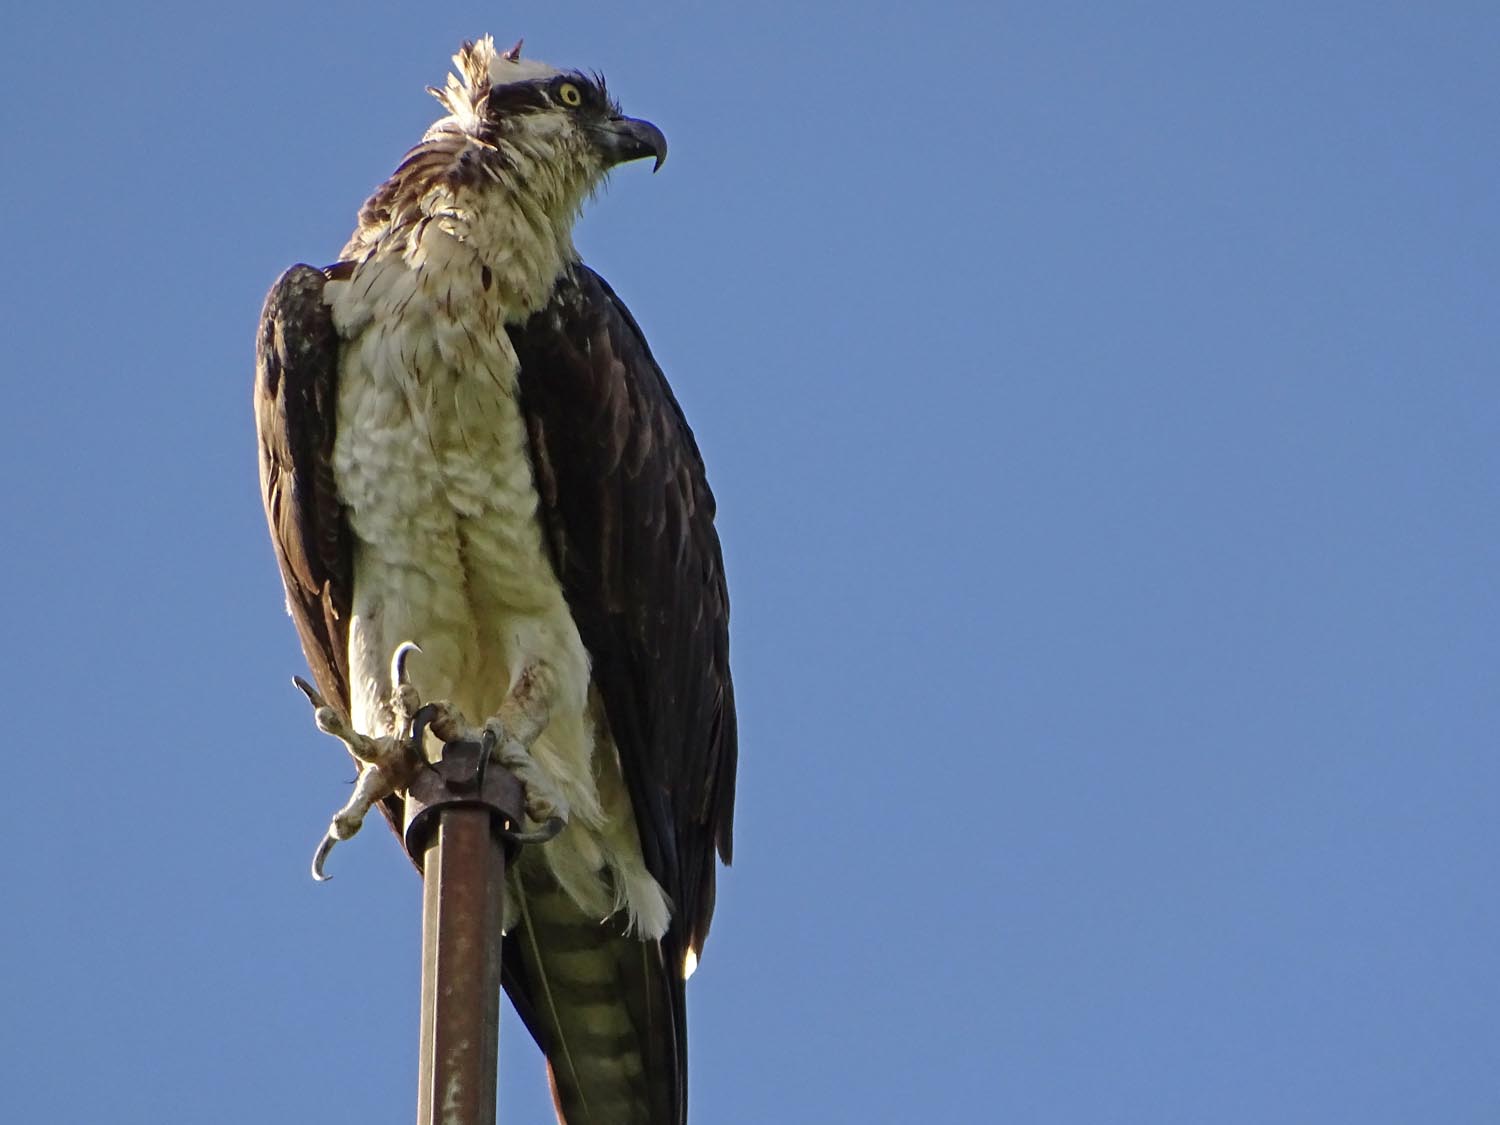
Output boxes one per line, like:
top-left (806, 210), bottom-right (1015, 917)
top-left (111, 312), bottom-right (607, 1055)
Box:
top-left (2, 2), bottom-right (1496, 1122)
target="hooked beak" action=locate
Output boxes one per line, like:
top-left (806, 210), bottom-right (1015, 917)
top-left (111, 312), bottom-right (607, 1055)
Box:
top-left (592, 115), bottom-right (668, 172)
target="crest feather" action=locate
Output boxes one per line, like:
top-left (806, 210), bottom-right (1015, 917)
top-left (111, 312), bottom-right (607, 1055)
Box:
top-left (425, 36), bottom-right (495, 121)
top-left (425, 35), bottom-right (562, 123)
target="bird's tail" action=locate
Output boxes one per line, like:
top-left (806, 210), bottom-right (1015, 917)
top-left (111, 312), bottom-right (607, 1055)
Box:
top-left (503, 868), bottom-right (686, 1124)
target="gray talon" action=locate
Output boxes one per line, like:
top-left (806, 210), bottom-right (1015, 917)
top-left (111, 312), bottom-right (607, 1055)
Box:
top-left (311, 833), bottom-right (338, 881)
top-left (391, 641), bottom-right (421, 685)
top-left (390, 642), bottom-right (422, 727)
top-left (501, 816), bottom-right (566, 845)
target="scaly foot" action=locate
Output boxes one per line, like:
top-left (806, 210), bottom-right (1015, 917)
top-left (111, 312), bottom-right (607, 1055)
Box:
top-left (297, 643), bottom-right (426, 880)
top-left (424, 662), bottom-right (568, 832)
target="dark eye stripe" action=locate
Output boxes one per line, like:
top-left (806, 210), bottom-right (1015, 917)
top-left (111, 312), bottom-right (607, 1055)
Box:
top-left (485, 81), bottom-right (553, 116)
top-left (486, 74), bottom-right (612, 120)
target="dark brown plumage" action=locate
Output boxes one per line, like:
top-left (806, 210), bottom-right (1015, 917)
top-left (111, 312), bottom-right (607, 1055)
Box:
top-left (254, 264), bottom-right (352, 722)
top-left (510, 263), bottom-right (738, 963)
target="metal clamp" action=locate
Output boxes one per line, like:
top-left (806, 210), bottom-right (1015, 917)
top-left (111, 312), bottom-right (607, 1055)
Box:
top-left (401, 705), bottom-right (563, 866)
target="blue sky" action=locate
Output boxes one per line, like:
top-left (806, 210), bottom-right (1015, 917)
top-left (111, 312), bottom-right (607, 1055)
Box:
top-left (2, 2), bottom-right (1496, 1122)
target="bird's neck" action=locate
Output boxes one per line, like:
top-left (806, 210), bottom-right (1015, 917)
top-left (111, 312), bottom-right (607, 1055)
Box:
top-left (341, 135), bottom-right (584, 318)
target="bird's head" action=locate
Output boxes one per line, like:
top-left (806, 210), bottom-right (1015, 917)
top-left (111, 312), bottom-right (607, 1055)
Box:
top-left (428, 36), bottom-right (667, 222)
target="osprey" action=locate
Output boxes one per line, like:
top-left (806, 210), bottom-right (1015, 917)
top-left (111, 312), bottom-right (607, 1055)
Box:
top-left (253, 37), bottom-right (736, 1125)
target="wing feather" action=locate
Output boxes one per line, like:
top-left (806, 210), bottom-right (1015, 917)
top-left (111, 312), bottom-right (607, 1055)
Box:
top-left (254, 264), bottom-right (354, 718)
top-left (509, 263), bottom-right (738, 962)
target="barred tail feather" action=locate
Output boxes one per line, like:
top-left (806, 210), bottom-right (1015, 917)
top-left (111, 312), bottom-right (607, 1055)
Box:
top-left (504, 871), bottom-right (686, 1124)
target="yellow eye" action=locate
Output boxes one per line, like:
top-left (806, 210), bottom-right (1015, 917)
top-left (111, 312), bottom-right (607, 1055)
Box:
top-left (558, 82), bottom-right (583, 108)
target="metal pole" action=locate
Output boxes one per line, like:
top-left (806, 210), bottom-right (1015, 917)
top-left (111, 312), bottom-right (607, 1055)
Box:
top-left (404, 734), bottom-right (526, 1125)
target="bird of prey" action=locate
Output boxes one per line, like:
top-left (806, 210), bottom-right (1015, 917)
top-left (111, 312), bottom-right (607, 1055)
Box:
top-left (253, 36), bottom-right (736, 1124)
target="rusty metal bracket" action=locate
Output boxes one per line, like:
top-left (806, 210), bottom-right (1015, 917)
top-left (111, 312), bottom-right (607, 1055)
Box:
top-left (401, 706), bottom-right (563, 864)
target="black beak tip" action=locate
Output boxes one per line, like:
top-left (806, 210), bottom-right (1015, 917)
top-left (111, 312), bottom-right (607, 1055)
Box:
top-left (636, 120), bottom-right (668, 172)
top-left (601, 116), bottom-right (668, 173)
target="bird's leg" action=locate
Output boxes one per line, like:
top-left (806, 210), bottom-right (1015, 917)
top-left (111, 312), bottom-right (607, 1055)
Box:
top-left (298, 643), bottom-right (427, 880)
top-left (425, 661), bottom-right (568, 833)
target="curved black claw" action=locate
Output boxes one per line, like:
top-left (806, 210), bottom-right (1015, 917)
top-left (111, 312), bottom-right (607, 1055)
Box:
top-left (390, 642), bottom-right (422, 722)
top-left (293, 675), bottom-right (323, 708)
top-left (311, 832), bottom-right (338, 881)
top-left (500, 816), bottom-right (566, 845)
top-left (391, 641), bottom-right (421, 685)
top-left (408, 702), bottom-right (445, 752)
top-left (476, 727), bottom-right (497, 792)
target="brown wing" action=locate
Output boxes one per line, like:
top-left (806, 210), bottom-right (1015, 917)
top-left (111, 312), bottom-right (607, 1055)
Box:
top-left (254, 264), bottom-right (353, 719)
top-left (506, 262), bottom-right (738, 1123)
top-left (510, 260), bottom-right (737, 965)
